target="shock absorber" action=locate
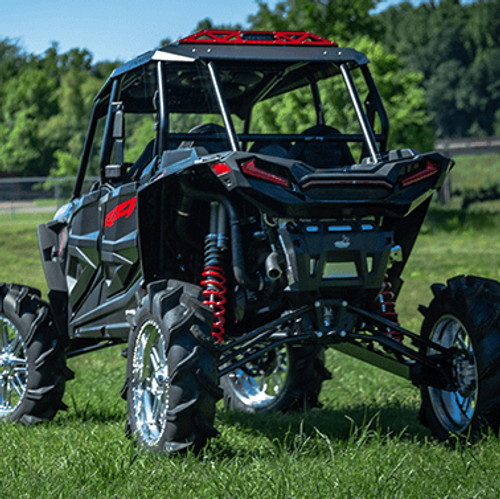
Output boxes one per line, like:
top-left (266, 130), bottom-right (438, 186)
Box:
top-left (376, 277), bottom-right (402, 341)
top-left (201, 203), bottom-right (228, 343)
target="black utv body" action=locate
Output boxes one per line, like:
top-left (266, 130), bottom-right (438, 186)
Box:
top-left (2, 30), bottom-right (500, 450)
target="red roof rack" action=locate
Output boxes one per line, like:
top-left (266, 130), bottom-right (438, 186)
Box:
top-left (177, 30), bottom-right (337, 47)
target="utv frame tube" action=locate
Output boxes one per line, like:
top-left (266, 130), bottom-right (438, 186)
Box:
top-left (157, 62), bottom-right (169, 156)
top-left (340, 63), bottom-right (380, 164)
top-left (207, 61), bottom-right (240, 152)
top-left (361, 65), bottom-right (389, 152)
top-left (99, 79), bottom-right (120, 174)
top-left (72, 103), bottom-right (99, 200)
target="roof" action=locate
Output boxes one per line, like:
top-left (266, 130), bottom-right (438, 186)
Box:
top-left (107, 30), bottom-right (369, 82)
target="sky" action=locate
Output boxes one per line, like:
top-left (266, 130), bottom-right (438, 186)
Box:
top-left (2, 0), bottom-right (421, 64)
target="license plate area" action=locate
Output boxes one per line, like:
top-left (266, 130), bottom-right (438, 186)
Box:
top-left (278, 220), bottom-right (394, 294)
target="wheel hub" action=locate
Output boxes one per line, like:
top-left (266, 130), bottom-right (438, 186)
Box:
top-left (427, 314), bottom-right (478, 433)
top-left (228, 346), bottom-right (289, 408)
top-left (0, 317), bottom-right (28, 417)
top-left (132, 319), bottom-right (169, 446)
top-left (455, 354), bottom-right (476, 398)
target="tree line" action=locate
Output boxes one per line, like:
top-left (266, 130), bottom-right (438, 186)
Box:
top-left (0, 0), bottom-right (498, 177)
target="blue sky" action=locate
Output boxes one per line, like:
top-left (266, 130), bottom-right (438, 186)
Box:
top-left (2, 0), bottom-right (417, 63)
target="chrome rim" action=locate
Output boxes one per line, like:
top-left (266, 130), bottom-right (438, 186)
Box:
top-left (132, 320), bottom-right (169, 446)
top-left (0, 317), bottom-right (28, 418)
top-left (427, 315), bottom-right (478, 433)
top-left (227, 346), bottom-right (289, 408)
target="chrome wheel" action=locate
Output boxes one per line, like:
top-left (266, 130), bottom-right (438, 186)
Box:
top-left (131, 320), bottom-right (169, 446)
top-left (427, 315), bottom-right (478, 433)
top-left (227, 346), bottom-right (289, 409)
top-left (0, 317), bottom-right (28, 418)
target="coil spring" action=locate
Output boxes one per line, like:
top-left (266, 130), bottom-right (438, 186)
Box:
top-left (377, 278), bottom-right (402, 341)
top-left (201, 265), bottom-right (227, 343)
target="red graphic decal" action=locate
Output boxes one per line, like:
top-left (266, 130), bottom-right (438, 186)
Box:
top-left (57, 228), bottom-right (67, 255)
top-left (105, 196), bottom-right (137, 228)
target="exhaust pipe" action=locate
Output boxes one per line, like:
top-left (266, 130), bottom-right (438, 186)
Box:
top-left (265, 251), bottom-right (282, 281)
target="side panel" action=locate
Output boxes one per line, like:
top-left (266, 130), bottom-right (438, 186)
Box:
top-left (38, 219), bottom-right (70, 337)
top-left (66, 191), bottom-right (101, 309)
top-left (67, 184), bottom-right (142, 339)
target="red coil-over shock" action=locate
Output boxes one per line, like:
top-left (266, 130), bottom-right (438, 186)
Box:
top-left (201, 203), bottom-right (228, 343)
top-left (201, 265), bottom-right (227, 343)
top-left (376, 277), bottom-right (402, 341)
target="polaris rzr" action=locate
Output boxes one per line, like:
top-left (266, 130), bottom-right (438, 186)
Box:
top-left (2, 30), bottom-right (500, 451)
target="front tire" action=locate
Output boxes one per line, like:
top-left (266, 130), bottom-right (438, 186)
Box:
top-left (126, 280), bottom-right (221, 453)
top-left (220, 344), bottom-right (330, 413)
top-left (419, 275), bottom-right (500, 441)
top-left (0, 283), bottom-right (72, 424)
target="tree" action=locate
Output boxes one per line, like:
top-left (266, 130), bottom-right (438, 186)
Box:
top-left (247, 0), bottom-right (434, 151)
top-left (44, 68), bottom-right (105, 177)
top-left (378, 0), bottom-right (500, 138)
top-left (0, 42), bottom-right (116, 177)
top-left (0, 67), bottom-right (58, 175)
top-left (249, 0), bottom-right (382, 42)
top-left (356, 37), bottom-right (434, 151)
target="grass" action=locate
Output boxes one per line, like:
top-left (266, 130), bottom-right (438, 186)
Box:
top-left (2, 169), bottom-right (500, 497)
top-left (445, 153), bottom-right (500, 211)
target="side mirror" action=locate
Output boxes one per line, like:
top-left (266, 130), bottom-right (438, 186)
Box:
top-left (112, 102), bottom-right (125, 166)
top-left (113, 106), bottom-right (124, 139)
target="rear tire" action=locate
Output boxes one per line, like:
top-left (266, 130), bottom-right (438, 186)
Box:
top-left (220, 344), bottom-right (330, 413)
top-left (126, 280), bottom-right (222, 453)
top-left (0, 283), bottom-right (72, 424)
top-left (419, 275), bottom-right (500, 441)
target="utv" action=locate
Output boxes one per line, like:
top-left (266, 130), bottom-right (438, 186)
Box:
top-left (2, 30), bottom-right (500, 451)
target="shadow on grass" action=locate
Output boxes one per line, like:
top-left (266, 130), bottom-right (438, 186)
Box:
top-left (55, 394), bottom-right (127, 425)
top-left (213, 401), bottom-right (430, 456)
top-left (423, 206), bottom-right (500, 233)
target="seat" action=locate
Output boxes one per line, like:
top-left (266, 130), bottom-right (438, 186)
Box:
top-left (249, 141), bottom-right (291, 159)
top-left (290, 125), bottom-right (355, 168)
top-left (178, 123), bottom-right (230, 154)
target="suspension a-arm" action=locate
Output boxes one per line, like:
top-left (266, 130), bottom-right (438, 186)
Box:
top-left (218, 299), bottom-right (458, 391)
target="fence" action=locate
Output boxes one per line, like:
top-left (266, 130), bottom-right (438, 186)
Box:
top-left (0, 177), bottom-right (98, 217)
top-left (435, 136), bottom-right (500, 157)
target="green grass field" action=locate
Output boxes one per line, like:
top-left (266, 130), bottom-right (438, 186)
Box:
top-left (1, 155), bottom-right (500, 498)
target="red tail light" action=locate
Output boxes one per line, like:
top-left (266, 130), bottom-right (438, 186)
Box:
top-left (212, 163), bottom-right (231, 176)
top-left (400, 160), bottom-right (439, 187)
top-left (241, 160), bottom-right (289, 187)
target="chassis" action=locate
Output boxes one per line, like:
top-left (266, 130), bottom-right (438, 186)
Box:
top-left (2, 30), bottom-right (500, 450)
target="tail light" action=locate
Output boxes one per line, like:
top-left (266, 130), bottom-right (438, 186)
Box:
top-left (241, 159), bottom-right (289, 188)
top-left (212, 163), bottom-right (231, 176)
top-left (400, 159), bottom-right (439, 188)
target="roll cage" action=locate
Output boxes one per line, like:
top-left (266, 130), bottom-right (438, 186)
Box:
top-left (72, 30), bottom-right (390, 199)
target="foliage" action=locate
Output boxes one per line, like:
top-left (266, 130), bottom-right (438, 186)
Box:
top-left (378, 0), bottom-right (500, 138)
top-left (247, 2), bottom-right (434, 152)
top-left (349, 37), bottom-right (434, 151)
top-left (1, 1), bottom-right (499, 178)
top-left (0, 40), bottom-right (118, 177)
top-left (249, 0), bottom-right (382, 41)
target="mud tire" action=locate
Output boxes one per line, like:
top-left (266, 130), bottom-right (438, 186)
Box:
top-left (220, 344), bottom-right (330, 413)
top-left (419, 275), bottom-right (500, 441)
top-left (126, 280), bottom-right (221, 453)
top-left (0, 283), bottom-right (72, 424)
